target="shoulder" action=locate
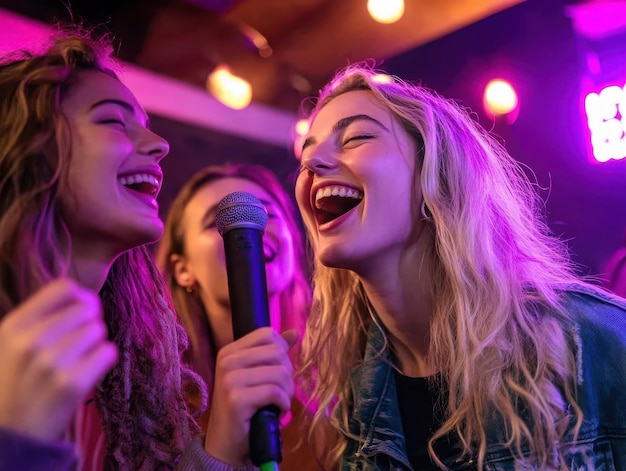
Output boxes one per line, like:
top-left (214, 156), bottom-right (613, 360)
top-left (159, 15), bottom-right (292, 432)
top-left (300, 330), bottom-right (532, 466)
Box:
top-left (557, 286), bottom-right (626, 442)
top-left (559, 285), bottom-right (626, 341)
top-left (558, 285), bottom-right (626, 392)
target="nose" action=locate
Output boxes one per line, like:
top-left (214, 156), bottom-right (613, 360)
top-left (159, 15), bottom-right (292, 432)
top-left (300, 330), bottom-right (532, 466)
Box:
top-left (300, 145), bottom-right (338, 175)
top-left (138, 127), bottom-right (170, 162)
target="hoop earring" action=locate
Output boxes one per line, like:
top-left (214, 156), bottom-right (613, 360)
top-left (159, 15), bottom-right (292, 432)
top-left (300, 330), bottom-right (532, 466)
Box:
top-left (421, 201), bottom-right (432, 220)
top-left (185, 286), bottom-right (194, 294)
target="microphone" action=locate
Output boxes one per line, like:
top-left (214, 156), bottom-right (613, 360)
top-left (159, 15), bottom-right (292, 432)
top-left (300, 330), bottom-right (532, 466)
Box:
top-left (215, 191), bottom-right (282, 469)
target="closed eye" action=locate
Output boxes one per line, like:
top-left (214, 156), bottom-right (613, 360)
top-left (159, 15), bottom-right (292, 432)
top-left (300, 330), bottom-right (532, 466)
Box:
top-left (343, 134), bottom-right (374, 146)
top-left (100, 118), bottom-right (126, 129)
top-left (203, 220), bottom-right (217, 230)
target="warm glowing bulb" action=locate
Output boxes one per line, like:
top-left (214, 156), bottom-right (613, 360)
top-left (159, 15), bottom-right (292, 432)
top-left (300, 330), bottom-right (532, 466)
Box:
top-left (207, 66), bottom-right (252, 110)
top-left (372, 73), bottom-right (392, 84)
top-left (295, 118), bottom-right (310, 136)
top-left (368, 0), bottom-right (405, 24)
top-left (292, 119), bottom-right (310, 160)
top-left (483, 79), bottom-right (518, 116)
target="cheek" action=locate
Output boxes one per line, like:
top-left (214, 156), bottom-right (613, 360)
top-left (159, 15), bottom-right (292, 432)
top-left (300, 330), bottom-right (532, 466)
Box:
top-left (280, 240), bottom-right (296, 274)
top-left (294, 178), bottom-right (317, 236)
top-left (294, 175), bottom-right (310, 214)
top-left (208, 240), bottom-right (226, 270)
top-left (269, 227), bottom-right (296, 274)
top-left (58, 175), bottom-right (88, 223)
top-left (187, 235), bottom-right (227, 277)
top-left (273, 224), bottom-right (295, 256)
top-left (370, 155), bottom-right (414, 196)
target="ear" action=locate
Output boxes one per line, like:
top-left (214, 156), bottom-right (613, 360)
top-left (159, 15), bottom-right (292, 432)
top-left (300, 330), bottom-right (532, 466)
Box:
top-left (170, 253), bottom-right (196, 289)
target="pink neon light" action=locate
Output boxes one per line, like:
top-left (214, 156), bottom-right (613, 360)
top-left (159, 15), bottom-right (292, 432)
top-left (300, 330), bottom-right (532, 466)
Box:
top-left (584, 83), bottom-right (626, 163)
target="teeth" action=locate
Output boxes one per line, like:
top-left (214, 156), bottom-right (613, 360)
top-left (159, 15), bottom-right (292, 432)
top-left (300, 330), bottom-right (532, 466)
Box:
top-left (118, 173), bottom-right (160, 188)
top-left (315, 185), bottom-right (363, 206)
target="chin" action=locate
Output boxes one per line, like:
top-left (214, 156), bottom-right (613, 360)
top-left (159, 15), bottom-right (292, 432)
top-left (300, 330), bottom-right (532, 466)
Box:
top-left (129, 221), bottom-right (164, 248)
top-left (266, 265), bottom-right (293, 290)
top-left (318, 247), bottom-right (353, 270)
top-left (267, 278), bottom-right (291, 297)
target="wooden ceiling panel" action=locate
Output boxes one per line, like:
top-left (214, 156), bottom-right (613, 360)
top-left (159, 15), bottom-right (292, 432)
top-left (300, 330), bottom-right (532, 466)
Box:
top-left (0, 0), bottom-right (525, 111)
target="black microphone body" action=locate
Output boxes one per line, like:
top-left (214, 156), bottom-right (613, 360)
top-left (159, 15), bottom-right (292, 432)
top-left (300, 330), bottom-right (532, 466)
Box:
top-left (216, 191), bottom-right (282, 467)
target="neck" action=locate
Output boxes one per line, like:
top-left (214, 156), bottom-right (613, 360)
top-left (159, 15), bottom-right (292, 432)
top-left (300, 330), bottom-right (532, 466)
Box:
top-left (200, 293), bottom-right (283, 352)
top-left (357, 241), bottom-right (436, 377)
top-left (200, 294), bottom-right (233, 352)
top-left (70, 246), bottom-right (118, 292)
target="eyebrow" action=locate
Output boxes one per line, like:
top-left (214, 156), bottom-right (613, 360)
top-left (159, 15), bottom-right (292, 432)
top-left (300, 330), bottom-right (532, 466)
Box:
top-left (89, 98), bottom-right (151, 128)
top-left (301, 114), bottom-right (388, 154)
top-left (200, 197), bottom-right (273, 226)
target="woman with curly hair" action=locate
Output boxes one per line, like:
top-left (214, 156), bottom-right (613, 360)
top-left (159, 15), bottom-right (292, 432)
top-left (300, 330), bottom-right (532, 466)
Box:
top-left (295, 64), bottom-right (626, 469)
top-left (0, 28), bottom-right (293, 470)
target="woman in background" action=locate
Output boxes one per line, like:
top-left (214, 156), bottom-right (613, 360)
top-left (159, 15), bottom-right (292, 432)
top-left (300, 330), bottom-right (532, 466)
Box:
top-left (158, 163), bottom-right (323, 469)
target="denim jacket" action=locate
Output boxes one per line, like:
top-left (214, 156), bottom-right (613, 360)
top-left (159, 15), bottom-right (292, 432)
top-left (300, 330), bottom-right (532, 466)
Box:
top-left (340, 287), bottom-right (626, 470)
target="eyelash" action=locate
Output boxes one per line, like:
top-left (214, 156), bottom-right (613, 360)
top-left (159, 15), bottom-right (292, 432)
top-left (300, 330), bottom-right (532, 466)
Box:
top-left (101, 118), bottom-right (126, 128)
top-left (343, 134), bottom-right (373, 145)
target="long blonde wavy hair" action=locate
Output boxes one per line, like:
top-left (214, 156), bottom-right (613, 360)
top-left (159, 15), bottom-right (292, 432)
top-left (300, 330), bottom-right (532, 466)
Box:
top-left (298, 65), bottom-right (585, 469)
top-left (0, 29), bottom-right (205, 469)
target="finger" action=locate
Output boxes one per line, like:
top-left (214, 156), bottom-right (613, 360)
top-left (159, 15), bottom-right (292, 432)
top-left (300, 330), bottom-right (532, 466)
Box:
top-left (281, 329), bottom-right (299, 348)
top-left (221, 327), bottom-right (288, 353)
top-left (28, 300), bottom-right (104, 350)
top-left (219, 343), bottom-right (295, 371)
top-left (222, 365), bottom-right (294, 398)
top-left (46, 319), bottom-right (110, 368)
top-left (67, 341), bottom-right (119, 396)
top-left (4, 279), bottom-right (99, 331)
top-left (236, 384), bottom-right (292, 418)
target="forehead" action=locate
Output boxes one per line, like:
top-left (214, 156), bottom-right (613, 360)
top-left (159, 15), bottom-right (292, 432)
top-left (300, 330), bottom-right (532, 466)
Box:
top-left (61, 70), bottom-right (147, 120)
top-left (187, 177), bottom-right (276, 214)
top-left (309, 90), bottom-right (393, 133)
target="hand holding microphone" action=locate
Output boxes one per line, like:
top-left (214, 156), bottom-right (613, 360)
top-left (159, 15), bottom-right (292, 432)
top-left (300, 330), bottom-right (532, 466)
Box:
top-left (203, 191), bottom-right (294, 469)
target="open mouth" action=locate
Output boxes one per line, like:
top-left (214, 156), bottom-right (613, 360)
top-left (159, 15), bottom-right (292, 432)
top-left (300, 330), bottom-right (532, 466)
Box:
top-left (118, 173), bottom-right (161, 197)
top-left (314, 185), bottom-right (363, 225)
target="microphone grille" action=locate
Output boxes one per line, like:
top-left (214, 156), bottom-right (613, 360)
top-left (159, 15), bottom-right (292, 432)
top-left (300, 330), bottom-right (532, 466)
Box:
top-left (215, 191), bottom-right (268, 236)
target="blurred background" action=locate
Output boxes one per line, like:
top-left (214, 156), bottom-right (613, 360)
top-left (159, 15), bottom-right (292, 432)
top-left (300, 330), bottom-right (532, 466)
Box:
top-left (1, 0), bottom-right (625, 280)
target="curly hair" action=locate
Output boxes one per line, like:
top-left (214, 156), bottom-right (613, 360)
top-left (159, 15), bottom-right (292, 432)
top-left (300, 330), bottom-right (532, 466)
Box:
top-left (298, 64), bottom-right (585, 470)
top-left (0, 28), bottom-right (205, 469)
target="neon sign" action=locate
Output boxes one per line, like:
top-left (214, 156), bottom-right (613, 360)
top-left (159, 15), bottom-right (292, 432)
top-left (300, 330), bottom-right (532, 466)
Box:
top-left (584, 83), bottom-right (626, 162)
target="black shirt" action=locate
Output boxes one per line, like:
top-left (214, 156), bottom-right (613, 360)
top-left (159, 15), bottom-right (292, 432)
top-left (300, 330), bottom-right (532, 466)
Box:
top-left (394, 369), bottom-right (448, 470)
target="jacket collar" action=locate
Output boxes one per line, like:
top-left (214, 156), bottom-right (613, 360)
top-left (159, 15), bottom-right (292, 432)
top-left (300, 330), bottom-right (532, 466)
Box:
top-left (346, 320), bottom-right (412, 467)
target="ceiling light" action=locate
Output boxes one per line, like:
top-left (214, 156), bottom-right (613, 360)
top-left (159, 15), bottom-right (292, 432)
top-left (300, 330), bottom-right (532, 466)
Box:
top-left (367, 0), bottom-right (405, 24)
top-left (483, 79), bottom-right (519, 117)
top-left (207, 66), bottom-right (252, 110)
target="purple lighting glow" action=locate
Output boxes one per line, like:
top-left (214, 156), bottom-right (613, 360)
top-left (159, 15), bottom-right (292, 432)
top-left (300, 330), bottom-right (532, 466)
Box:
top-left (585, 83), bottom-right (626, 163)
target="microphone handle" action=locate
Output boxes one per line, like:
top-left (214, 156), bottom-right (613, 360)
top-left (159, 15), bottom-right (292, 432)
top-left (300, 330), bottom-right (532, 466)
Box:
top-left (223, 227), bottom-right (283, 466)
